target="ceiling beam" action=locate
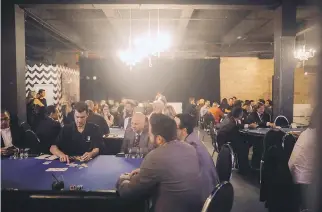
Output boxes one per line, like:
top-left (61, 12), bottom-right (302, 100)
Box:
top-left (176, 9), bottom-right (194, 47)
top-left (22, 4), bottom-right (274, 10)
top-left (25, 8), bottom-right (87, 50)
top-left (221, 11), bottom-right (271, 45)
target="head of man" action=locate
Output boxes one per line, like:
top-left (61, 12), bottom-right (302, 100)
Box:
top-left (205, 101), bottom-right (211, 107)
top-left (212, 102), bottom-right (219, 108)
top-left (265, 99), bottom-right (272, 107)
top-left (233, 100), bottom-right (243, 108)
top-left (131, 112), bottom-right (146, 133)
top-left (228, 98), bottom-right (234, 106)
top-left (1, 110), bottom-right (10, 129)
top-left (189, 97), bottom-right (195, 105)
top-left (38, 89), bottom-right (46, 98)
top-left (174, 114), bottom-right (194, 141)
top-left (255, 102), bottom-right (265, 115)
top-left (149, 114), bottom-right (177, 147)
top-left (47, 105), bottom-right (59, 120)
top-left (74, 102), bottom-right (89, 128)
top-left (125, 101), bottom-right (134, 114)
top-left (85, 100), bottom-right (94, 111)
top-left (232, 107), bottom-right (243, 121)
top-left (152, 100), bottom-right (165, 114)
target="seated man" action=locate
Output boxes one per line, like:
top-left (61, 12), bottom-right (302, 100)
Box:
top-left (175, 113), bottom-right (219, 201)
top-left (217, 107), bottom-right (250, 175)
top-left (116, 114), bottom-right (204, 212)
top-left (246, 102), bottom-right (274, 128)
top-left (50, 102), bottom-right (102, 163)
top-left (1, 110), bottom-right (24, 156)
top-left (123, 100), bottom-right (135, 129)
top-left (35, 105), bottom-right (61, 154)
top-left (121, 112), bottom-right (152, 154)
top-left (85, 100), bottom-right (110, 135)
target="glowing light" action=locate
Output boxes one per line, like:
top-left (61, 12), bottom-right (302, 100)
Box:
top-left (294, 45), bottom-right (316, 61)
top-left (93, 76), bottom-right (97, 80)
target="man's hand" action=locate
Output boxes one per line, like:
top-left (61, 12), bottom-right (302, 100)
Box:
top-left (249, 123), bottom-right (258, 129)
top-left (1, 148), bottom-right (8, 156)
top-left (59, 154), bottom-right (70, 164)
top-left (268, 123), bottom-right (276, 128)
top-left (130, 168), bottom-right (140, 177)
top-left (81, 152), bottom-right (93, 161)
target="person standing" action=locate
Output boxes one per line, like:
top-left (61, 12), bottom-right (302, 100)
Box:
top-left (38, 89), bottom-right (47, 107)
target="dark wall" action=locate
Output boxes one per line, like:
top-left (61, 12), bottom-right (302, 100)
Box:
top-left (80, 57), bottom-right (220, 104)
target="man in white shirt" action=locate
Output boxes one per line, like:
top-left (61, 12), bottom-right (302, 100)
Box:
top-left (1, 110), bottom-right (23, 156)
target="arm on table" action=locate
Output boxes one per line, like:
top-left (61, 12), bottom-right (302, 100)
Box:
top-left (117, 155), bottom-right (159, 198)
top-left (50, 128), bottom-right (69, 163)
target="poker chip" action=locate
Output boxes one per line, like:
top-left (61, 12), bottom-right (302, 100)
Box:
top-left (69, 185), bottom-right (76, 191)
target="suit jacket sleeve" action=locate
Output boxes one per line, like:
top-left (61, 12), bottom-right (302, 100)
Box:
top-left (117, 153), bottom-right (159, 198)
top-left (121, 130), bottom-right (131, 153)
top-left (100, 117), bottom-right (110, 135)
top-left (91, 125), bottom-right (103, 151)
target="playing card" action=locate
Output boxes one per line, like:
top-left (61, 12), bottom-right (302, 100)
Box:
top-left (35, 154), bottom-right (51, 159)
top-left (45, 168), bottom-right (68, 172)
top-left (43, 161), bottom-right (52, 165)
top-left (46, 155), bottom-right (59, 160)
top-left (67, 163), bottom-right (78, 167)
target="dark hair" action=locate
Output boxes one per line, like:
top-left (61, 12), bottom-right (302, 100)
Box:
top-left (244, 100), bottom-right (251, 106)
top-left (232, 96), bottom-right (237, 100)
top-left (254, 102), bottom-right (265, 112)
top-left (233, 100), bottom-right (243, 108)
top-left (74, 102), bottom-right (89, 113)
top-left (221, 98), bottom-right (228, 105)
top-left (231, 107), bottom-right (243, 118)
top-left (149, 113), bottom-right (177, 142)
top-left (46, 105), bottom-right (56, 115)
top-left (175, 113), bottom-right (195, 135)
top-left (258, 99), bottom-right (265, 104)
top-left (266, 99), bottom-right (273, 106)
top-left (38, 89), bottom-right (45, 94)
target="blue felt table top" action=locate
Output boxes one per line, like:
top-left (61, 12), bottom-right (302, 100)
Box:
top-left (1, 155), bottom-right (142, 191)
top-left (240, 128), bottom-right (306, 136)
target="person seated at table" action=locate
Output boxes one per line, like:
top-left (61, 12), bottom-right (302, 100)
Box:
top-left (116, 114), bottom-right (204, 212)
top-left (246, 102), bottom-right (274, 128)
top-left (123, 100), bottom-right (136, 129)
top-left (35, 105), bottom-right (61, 154)
top-left (175, 113), bottom-right (219, 201)
top-left (208, 102), bottom-right (224, 124)
top-left (101, 104), bottom-right (114, 127)
top-left (217, 107), bottom-right (250, 175)
top-left (1, 110), bottom-right (24, 156)
top-left (120, 112), bottom-right (152, 154)
top-left (50, 102), bottom-right (102, 163)
top-left (85, 100), bottom-right (110, 135)
top-left (289, 109), bottom-right (317, 209)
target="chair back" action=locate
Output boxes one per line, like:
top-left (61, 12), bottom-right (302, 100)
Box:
top-left (274, 115), bottom-right (290, 128)
top-left (20, 121), bottom-right (31, 132)
top-left (201, 181), bottom-right (234, 212)
top-left (216, 144), bottom-right (233, 182)
top-left (282, 133), bottom-right (297, 160)
top-left (262, 129), bottom-right (286, 159)
top-left (24, 130), bottom-right (41, 154)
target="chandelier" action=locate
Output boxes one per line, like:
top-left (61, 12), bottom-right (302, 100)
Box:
top-left (294, 45), bottom-right (316, 61)
top-left (118, 9), bottom-right (171, 69)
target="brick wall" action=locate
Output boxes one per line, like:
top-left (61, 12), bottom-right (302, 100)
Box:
top-left (220, 57), bottom-right (315, 104)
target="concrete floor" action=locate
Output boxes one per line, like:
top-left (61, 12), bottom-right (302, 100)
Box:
top-left (197, 129), bottom-right (267, 212)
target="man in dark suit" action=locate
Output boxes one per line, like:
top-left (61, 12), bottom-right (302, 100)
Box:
top-left (1, 110), bottom-right (24, 156)
top-left (85, 100), bottom-right (110, 135)
top-left (217, 107), bottom-right (250, 175)
top-left (175, 113), bottom-right (219, 202)
top-left (121, 112), bottom-right (152, 154)
top-left (246, 102), bottom-right (274, 128)
top-left (35, 105), bottom-right (61, 154)
top-left (116, 114), bottom-right (204, 212)
top-left (38, 89), bottom-right (47, 107)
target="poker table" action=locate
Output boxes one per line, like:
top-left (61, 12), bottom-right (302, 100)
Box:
top-left (240, 128), bottom-right (306, 137)
top-left (1, 156), bottom-right (145, 212)
top-left (102, 127), bottom-right (125, 155)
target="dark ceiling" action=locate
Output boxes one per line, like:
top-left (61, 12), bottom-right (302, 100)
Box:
top-left (22, 3), bottom-right (320, 60)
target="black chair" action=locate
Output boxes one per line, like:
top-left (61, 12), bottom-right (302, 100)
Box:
top-left (282, 133), bottom-right (297, 160)
top-left (20, 121), bottom-right (31, 131)
top-left (216, 144), bottom-right (234, 182)
top-left (24, 129), bottom-right (41, 154)
top-left (201, 181), bottom-right (234, 212)
top-left (274, 115), bottom-right (290, 128)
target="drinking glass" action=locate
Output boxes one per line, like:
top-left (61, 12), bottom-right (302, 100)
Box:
top-left (127, 148), bottom-right (132, 158)
top-left (19, 148), bottom-right (24, 159)
top-left (24, 148), bottom-right (30, 159)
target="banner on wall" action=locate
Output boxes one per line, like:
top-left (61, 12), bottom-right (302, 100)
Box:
top-left (34, 84), bottom-right (55, 106)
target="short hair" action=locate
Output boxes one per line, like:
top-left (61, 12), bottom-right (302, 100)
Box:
top-left (46, 105), bottom-right (57, 115)
top-left (266, 99), bottom-right (273, 106)
top-left (258, 99), bottom-right (265, 104)
top-left (149, 114), bottom-right (177, 142)
top-left (175, 113), bottom-right (195, 135)
top-left (74, 102), bottom-right (89, 113)
top-left (85, 100), bottom-right (94, 110)
top-left (233, 100), bottom-right (243, 108)
top-left (38, 89), bottom-right (45, 94)
top-left (254, 102), bottom-right (265, 112)
top-left (231, 107), bottom-right (243, 118)
top-left (232, 96), bottom-right (237, 99)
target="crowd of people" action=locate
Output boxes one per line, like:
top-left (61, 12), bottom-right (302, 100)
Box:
top-left (0, 90), bottom-right (317, 211)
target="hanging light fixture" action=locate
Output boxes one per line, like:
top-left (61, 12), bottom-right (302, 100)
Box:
top-left (294, 32), bottom-right (316, 61)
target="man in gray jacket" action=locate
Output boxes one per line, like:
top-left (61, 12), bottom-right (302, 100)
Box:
top-left (116, 114), bottom-right (204, 212)
top-left (175, 113), bottom-right (219, 201)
